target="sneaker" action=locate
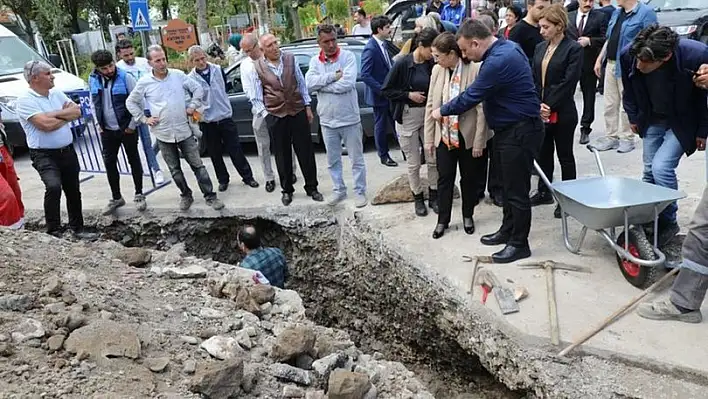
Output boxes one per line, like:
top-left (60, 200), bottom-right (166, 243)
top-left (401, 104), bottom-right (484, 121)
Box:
top-left (154, 170), bottom-right (165, 184)
top-left (354, 194), bottom-right (368, 208)
top-left (179, 196), bottom-right (194, 211)
top-left (637, 298), bottom-right (703, 323)
top-left (590, 136), bottom-right (619, 152)
top-left (102, 198), bottom-right (126, 215)
top-left (134, 194), bottom-right (147, 212)
top-left (207, 197), bottom-right (225, 210)
top-left (327, 192), bottom-right (347, 206)
top-left (617, 139), bottom-right (635, 153)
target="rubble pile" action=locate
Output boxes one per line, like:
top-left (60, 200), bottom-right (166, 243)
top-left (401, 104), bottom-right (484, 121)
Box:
top-left (0, 229), bottom-right (434, 398)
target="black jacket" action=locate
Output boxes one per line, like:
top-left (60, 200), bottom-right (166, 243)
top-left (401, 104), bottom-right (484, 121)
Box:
top-left (532, 37), bottom-right (583, 113)
top-left (566, 9), bottom-right (608, 73)
top-left (381, 53), bottom-right (435, 124)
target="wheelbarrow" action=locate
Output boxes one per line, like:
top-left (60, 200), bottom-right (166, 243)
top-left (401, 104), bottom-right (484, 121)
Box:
top-left (534, 145), bottom-right (686, 289)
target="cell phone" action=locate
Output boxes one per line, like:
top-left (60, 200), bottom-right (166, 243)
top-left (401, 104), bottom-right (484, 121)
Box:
top-left (685, 68), bottom-right (698, 76)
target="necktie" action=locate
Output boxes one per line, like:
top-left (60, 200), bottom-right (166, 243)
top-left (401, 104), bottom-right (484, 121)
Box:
top-left (382, 42), bottom-right (391, 67)
top-left (578, 14), bottom-right (586, 37)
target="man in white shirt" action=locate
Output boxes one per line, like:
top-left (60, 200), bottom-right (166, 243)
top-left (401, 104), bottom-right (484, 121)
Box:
top-left (115, 39), bottom-right (165, 184)
top-left (351, 9), bottom-right (372, 36)
top-left (15, 61), bottom-right (97, 240)
top-left (126, 45), bottom-right (224, 212)
top-left (240, 33), bottom-right (297, 193)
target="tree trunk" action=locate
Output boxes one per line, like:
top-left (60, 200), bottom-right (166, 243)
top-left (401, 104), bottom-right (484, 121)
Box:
top-left (289, 6), bottom-right (302, 39)
top-left (196, 0), bottom-right (208, 39)
top-left (19, 16), bottom-right (36, 48)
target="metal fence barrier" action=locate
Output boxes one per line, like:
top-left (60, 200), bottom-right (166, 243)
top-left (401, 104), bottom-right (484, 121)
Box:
top-left (67, 89), bottom-right (170, 195)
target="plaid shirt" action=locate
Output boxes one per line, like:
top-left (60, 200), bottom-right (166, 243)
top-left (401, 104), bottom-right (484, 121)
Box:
top-left (240, 247), bottom-right (288, 288)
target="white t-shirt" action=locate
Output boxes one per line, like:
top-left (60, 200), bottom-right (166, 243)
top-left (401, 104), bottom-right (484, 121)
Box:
top-left (352, 23), bottom-right (372, 35)
top-left (116, 57), bottom-right (151, 80)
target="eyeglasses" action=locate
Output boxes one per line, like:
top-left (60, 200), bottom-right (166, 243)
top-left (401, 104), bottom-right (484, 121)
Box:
top-left (27, 60), bottom-right (39, 78)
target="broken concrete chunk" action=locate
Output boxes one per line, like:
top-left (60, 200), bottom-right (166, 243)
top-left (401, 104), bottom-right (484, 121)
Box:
top-left (271, 326), bottom-right (316, 362)
top-left (163, 265), bottom-right (207, 279)
top-left (233, 286), bottom-right (262, 315)
top-left (200, 336), bottom-right (243, 360)
top-left (283, 385), bottom-right (305, 398)
top-left (268, 363), bottom-right (312, 386)
top-left (11, 319), bottom-right (45, 343)
top-left (312, 352), bottom-right (347, 380)
top-left (327, 369), bottom-right (372, 399)
top-left (372, 174), bottom-right (459, 205)
top-left (0, 294), bottom-right (34, 312)
top-left (114, 247), bottom-right (152, 267)
top-left (189, 358), bottom-right (244, 399)
top-left (250, 284), bottom-right (275, 305)
top-left (235, 330), bottom-right (253, 350)
top-left (47, 334), bottom-right (66, 352)
top-left (63, 320), bottom-right (141, 361)
top-left (40, 276), bottom-right (63, 296)
top-left (145, 357), bottom-right (170, 373)
top-left (199, 308), bottom-right (227, 319)
top-left (183, 359), bottom-right (197, 375)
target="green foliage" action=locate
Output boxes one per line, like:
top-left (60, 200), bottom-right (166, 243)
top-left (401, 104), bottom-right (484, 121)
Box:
top-left (362, 0), bottom-right (384, 16)
top-left (297, 3), bottom-right (318, 27)
top-left (325, 0), bottom-right (349, 20)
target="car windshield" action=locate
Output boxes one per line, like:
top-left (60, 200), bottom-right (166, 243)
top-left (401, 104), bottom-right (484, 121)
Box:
top-left (0, 36), bottom-right (46, 77)
top-left (645, 0), bottom-right (707, 9)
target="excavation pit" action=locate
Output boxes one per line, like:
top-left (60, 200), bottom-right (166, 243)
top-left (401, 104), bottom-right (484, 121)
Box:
top-left (22, 206), bottom-right (708, 398)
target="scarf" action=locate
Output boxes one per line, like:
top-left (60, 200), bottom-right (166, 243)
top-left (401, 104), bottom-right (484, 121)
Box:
top-left (441, 60), bottom-right (463, 149)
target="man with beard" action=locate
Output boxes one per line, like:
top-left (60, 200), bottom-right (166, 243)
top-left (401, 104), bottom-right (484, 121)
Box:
top-left (89, 50), bottom-right (147, 215)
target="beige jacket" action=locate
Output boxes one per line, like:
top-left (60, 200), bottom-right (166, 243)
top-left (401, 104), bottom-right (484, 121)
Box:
top-left (424, 62), bottom-right (489, 150)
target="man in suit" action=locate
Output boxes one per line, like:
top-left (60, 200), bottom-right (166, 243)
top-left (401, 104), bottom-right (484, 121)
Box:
top-left (566, 0), bottom-right (608, 144)
top-left (361, 15), bottom-right (399, 167)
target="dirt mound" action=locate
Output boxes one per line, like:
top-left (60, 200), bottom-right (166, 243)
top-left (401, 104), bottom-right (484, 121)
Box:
top-left (0, 229), bottom-right (433, 398)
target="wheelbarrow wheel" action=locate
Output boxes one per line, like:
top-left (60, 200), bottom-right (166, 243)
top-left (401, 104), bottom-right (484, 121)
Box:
top-left (616, 227), bottom-right (661, 289)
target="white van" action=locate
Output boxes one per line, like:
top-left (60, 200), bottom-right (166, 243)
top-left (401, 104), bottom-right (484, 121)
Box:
top-left (0, 25), bottom-right (87, 153)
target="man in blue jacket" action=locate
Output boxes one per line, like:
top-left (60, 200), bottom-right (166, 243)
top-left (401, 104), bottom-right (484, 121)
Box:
top-left (361, 15), bottom-right (398, 167)
top-left (620, 25), bottom-right (708, 245)
top-left (89, 50), bottom-right (147, 215)
top-left (440, 0), bottom-right (465, 27)
top-left (432, 19), bottom-right (543, 263)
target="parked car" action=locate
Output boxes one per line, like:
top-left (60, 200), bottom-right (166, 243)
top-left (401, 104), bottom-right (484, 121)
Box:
top-left (646, 0), bottom-right (708, 42)
top-left (219, 36), bottom-right (389, 153)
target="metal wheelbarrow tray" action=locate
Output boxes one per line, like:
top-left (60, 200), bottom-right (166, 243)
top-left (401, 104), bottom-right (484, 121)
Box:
top-left (535, 145), bottom-right (686, 289)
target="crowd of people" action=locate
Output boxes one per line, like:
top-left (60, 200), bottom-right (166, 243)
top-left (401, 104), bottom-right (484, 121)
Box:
top-left (2, 0), bottom-right (708, 320)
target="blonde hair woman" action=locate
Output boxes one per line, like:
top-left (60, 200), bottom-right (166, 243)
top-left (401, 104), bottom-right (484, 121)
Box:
top-left (396, 15), bottom-right (439, 59)
top-left (424, 32), bottom-right (489, 239)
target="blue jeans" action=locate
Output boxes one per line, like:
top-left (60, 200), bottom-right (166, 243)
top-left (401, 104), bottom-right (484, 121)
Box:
top-left (322, 124), bottom-right (366, 196)
top-left (137, 124), bottom-right (160, 172)
top-left (642, 124), bottom-right (683, 224)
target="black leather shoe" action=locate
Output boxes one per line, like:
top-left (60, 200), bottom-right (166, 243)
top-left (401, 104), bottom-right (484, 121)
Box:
top-left (554, 204), bottom-right (562, 219)
top-left (432, 223), bottom-right (448, 239)
top-left (579, 132), bottom-right (590, 145)
top-left (218, 183), bottom-right (229, 192)
top-left (530, 191), bottom-right (554, 206)
top-left (381, 156), bottom-right (398, 167)
top-left (265, 180), bottom-right (276, 193)
top-left (413, 193), bottom-right (428, 216)
top-left (282, 193), bottom-right (293, 206)
top-left (244, 178), bottom-right (259, 188)
top-left (463, 217), bottom-right (475, 235)
top-left (492, 244), bottom-right (531, 264)
top-left (491, 196), bottom-right (504, 207)
top-left (481, 230), bottom-right (509, 246)
top-left (308, 191), bottom-right (324, 202)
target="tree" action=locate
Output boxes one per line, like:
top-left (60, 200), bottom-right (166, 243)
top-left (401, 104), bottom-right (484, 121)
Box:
top-left (0, 0), bottom-right (39, 47)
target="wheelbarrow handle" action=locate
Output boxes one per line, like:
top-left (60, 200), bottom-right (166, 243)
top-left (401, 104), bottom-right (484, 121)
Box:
top-left (586, 144), bottom-right (606, 177)
top-left (534, 160), bottom-right (555, 194)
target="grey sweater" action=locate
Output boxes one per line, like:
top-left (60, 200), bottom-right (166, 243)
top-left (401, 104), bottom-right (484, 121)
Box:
top-left (304, 49), bottom-right (360, 129)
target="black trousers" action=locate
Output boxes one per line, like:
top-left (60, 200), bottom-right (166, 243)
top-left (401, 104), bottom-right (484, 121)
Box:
top-left (579, 70), bottom-right (598, 133)
top-left (101, 129), bottom-right (143, 200)
top-left (200, 118), bottom-right (254, 185)
top-left (485, 136), bottom-right (503, 200)
top-left (436, 135), bottom-right (486, 225)
top-left (537, 108), bottom-right (578, 194)
top-left (265, 110), bottom-right (318, 194)
top-left (495, 118), bottom-right (544, 248)
top-left (29, 145), bottom-right (83, 234)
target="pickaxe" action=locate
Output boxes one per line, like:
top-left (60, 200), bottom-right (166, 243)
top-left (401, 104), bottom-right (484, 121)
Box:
top-left (517, 260), bottom-right (591, 345)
